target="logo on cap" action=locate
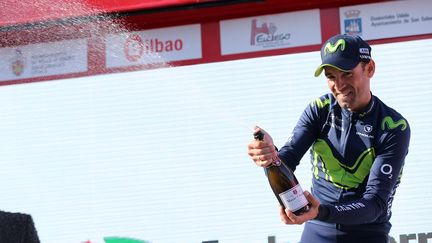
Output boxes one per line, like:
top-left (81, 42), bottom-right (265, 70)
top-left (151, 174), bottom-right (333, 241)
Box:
top-left (324, 39), bottom-right (346, 55)
top-left (315, 34), bottom-right (371, 77)
top-left (359, 48), bottom-right (369, 54)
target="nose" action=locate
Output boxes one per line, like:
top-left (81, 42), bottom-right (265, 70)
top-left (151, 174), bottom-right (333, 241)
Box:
top-left (333, 76), bottom-right (347, 91)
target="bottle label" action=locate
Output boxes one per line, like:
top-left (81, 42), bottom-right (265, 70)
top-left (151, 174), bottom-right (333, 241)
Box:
top-left (279, 184), bottom-right (308, 212)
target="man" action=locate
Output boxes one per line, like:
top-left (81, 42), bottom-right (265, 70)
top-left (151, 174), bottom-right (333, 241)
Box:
top-left (247, 34), bottom-right (410, 243)
top-left (0, 210), bottom-right (40, 242)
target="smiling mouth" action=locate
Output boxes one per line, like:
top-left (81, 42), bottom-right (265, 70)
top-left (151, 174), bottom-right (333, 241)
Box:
top-left (340, 91), bottom-right (353, 97)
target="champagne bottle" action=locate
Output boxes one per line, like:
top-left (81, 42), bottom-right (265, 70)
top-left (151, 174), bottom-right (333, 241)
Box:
top-left (254, 130), bottom-right (309, 216)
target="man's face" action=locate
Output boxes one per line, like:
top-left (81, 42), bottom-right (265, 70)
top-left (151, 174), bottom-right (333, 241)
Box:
top-left (324, 60), bottom-right (374, 112)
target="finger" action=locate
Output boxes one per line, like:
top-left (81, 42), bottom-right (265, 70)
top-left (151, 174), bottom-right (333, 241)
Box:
top-left (247, 141), bottom-right (258, 150)
top-left (272, 147), bottom-right (279, 157)
top-left (248, 141), bottom-right (268, 150)
top-left (253, 125), bottom-right (267, 135)
top-left (247, 142), bottom-right (264, 157)
top-left (248, 143), bottom-right (273, 158)
top-left (304, 191), bottom-right (320, 207)
top-left (254, 155), bottom-right (263, 165)
top-left (256, 147), bottom-right (275, 157)
top-left (247, 145), bottom-right (256, 157)
top-left (263, 146), bottom-right (276, 155)
top-left (291, 208), bottom-right (318, 225)
top-left (253, 125), bottom-right (261, 133)
top-left (252, 126), bottom-right (272, 141)
top-left (258, 154), bottom-right (275, 167)
top-left (285, 209), bottom-right (299, 224)
top-left (255, 156), bottom-right (273, 167)
top-left (279, 206), bottom-right (293, 224)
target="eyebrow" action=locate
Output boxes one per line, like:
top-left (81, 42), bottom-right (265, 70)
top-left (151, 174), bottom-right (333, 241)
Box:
top-left (325, 69), bottom-right (353, 76)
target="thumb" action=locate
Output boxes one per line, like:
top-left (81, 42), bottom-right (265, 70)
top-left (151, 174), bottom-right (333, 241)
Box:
top-left (253, 125), bottom-right (269, 137)
top-left (252, 125), bottom-right (266, 139)
top-left (252, 126), bottom-right (274, 145)
top-left (253, 125), bottom-right (262, 133)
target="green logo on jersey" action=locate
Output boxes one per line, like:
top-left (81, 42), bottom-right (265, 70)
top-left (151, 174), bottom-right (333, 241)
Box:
top-left (381, 116), bottom-right (407, 131)
top-left (324, 39), bottom-right (346, 55)
top-left (311, 97), bottom-right (330, 109)
top-left (312, 139), bottom-right (375, 189)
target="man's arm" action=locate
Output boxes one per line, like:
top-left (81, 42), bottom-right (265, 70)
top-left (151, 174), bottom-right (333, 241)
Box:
top-left (25, 214), bottom-right (40, 243)
top-left (278, 98), bottom-right (326, 171)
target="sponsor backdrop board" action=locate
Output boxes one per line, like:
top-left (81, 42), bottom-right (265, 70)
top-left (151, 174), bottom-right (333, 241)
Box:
top-left (340, 0), bottom-right (432, 40)
top-left (0, 39), bottom-right (88, 81)
top-left (106, 24), bottom-right (202, 68)
top-left (220, 9), bottom-right (322, 55)
top-left (3, 1), bottom-right (432, 84)
top-left (0, 38), bottom-right (430, 243)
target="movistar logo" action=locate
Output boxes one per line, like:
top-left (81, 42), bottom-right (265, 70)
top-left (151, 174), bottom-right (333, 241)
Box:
top-left (312, 139), bottom-right (375, 189)
top-left (311, 97), bottom-right (330, 109)
top-left (381, 116), bottom-right (407, 131)
top-left (324, 39), bottom-right (346, 55)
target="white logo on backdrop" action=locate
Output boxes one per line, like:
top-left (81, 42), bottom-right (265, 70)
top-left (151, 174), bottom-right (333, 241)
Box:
top-left (250, 19), bottom-right (291, 47)
top-left (10, 49), bottom-right (26, 76)
top-left (124, 34), bottom-right (144, 62)
top-left (343, 9), bottom-right (362, 36)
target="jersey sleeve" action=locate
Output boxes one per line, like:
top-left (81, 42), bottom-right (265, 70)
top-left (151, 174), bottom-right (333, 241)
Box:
top-left (278, 97), bottom-right (328, 171)
top-left (26, 214), bottom-right (41, 243)
top-left (316, 119), bottom-right (411, 224)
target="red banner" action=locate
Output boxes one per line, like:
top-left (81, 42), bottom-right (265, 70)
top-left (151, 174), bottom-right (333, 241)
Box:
top-left (0, 0), bottom-right (222, 27)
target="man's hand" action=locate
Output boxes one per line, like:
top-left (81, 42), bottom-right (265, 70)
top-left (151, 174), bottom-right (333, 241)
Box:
top-left (247, 126), bottom-right (278, 167)
top-left (279, 191), bottom-right (320, 225)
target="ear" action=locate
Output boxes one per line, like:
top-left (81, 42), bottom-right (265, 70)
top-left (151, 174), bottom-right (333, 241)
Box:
top-left (366, 59), bottom-right (375, 78)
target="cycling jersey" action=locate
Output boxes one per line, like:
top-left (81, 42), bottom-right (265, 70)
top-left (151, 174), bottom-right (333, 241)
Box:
top-left (278, 93), bottom-right (410, 234)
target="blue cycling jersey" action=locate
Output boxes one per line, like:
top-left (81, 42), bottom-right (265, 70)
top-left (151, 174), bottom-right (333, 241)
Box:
top-left (278, 93), bottom-right (410, 233)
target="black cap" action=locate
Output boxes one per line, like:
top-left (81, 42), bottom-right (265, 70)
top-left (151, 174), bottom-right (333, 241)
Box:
top-left (314, 34), bottom-right (372, 77)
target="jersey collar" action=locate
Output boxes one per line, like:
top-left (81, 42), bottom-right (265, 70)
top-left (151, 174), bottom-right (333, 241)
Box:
top-left (338, 93), bottom-right (376, 119)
